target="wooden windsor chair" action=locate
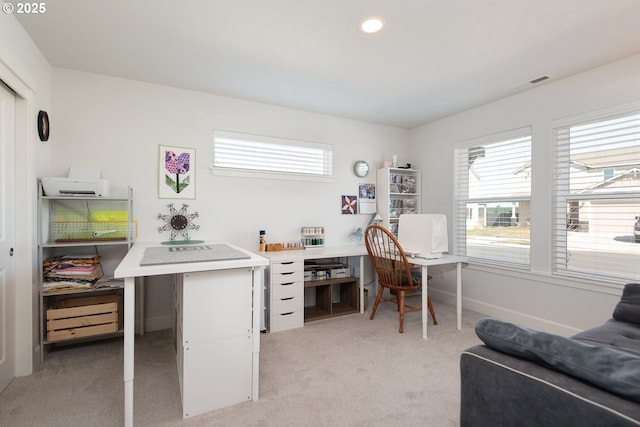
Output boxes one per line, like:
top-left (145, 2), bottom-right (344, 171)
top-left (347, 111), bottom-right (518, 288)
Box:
top-left (364, 224), bottom-right (437, 333)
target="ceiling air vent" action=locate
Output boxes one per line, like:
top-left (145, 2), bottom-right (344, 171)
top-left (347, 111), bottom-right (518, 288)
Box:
top-left (530, 75), bottom-right (550, 84)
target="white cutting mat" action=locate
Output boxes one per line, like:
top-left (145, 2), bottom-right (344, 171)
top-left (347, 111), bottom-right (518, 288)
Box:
top-left (140, 244), bottom-right (250, 266)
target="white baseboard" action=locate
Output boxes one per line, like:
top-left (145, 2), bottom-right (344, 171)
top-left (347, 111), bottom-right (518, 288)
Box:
top-left (429, 287), bottom-right (582, 337)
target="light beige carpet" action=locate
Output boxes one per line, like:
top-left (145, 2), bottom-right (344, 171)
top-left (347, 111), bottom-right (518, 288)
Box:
top-left (0, 299), bottom-right (484, 427)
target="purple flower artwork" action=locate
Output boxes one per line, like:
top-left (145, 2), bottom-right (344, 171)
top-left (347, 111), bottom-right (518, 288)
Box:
top-left (165, 150), bottom-right (190, 193)
top-left (159, 145), bottom-right (195, 199)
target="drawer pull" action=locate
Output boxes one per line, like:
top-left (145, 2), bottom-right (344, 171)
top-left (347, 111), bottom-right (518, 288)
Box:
top-left (280, 312), bottom-right (294, 316)
top-left (281, 282), bottom-right (294, 286)
top-left (281, 261), bottom-right (294, 265)
top-left (281, 272), bottom-right (294, 276)
top-left (281, 297), bottom-right (294, 301)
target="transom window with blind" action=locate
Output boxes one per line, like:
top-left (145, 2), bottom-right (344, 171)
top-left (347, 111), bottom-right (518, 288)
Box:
top-left (553, 105), bottom-right (640, 282)
top-left (454, 128), bottom-right (532, 266)
top-left (212, 130), bottom-right (333, 181)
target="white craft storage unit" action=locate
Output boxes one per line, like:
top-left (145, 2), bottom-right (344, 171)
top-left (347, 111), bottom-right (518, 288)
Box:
top-left (376, 167), bottom-right (421, 236)
top-left (268, 260), bottom-right (305, 332)
top-left (263, 245), bottom-right (368, 333)
top-left (37, 181), bottom-right (133, 359)
top-left (175, 268), bottom-right (254, 418)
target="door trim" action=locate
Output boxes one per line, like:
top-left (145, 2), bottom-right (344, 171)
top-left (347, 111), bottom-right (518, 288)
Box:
top-left (0, 58), bottom-right (37, 376)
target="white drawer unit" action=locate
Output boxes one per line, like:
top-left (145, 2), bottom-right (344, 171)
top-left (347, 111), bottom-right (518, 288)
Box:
top-left (270, 310), bottom-right (304, 332)
top-left (269, 260), bottom-right (304, 332)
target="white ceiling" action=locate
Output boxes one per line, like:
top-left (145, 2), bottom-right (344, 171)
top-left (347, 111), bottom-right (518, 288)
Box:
top-left (15, 0), bottom-right (640, 129)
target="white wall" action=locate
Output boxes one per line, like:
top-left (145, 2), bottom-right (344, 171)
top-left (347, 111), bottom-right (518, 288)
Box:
top-left (0, 12), bottom-right (52, 374)
top-left (7, 11), bottom-right (640, 364)
top-left (411, 53), bottom-right (640, 335)
top-left (50, 68), bottom-right (409, 330)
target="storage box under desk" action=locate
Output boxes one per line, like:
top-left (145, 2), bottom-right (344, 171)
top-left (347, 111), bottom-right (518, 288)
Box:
top-left (46, 301), bottom-right (118, 342)
top-left (304, 277), bottom-right (359, 322)
top-left (304, 283), bottom-right (332, 321)
top-left (46, 293), bottom-right (123, 342)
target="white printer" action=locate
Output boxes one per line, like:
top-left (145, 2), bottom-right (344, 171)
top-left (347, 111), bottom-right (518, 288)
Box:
top-left (41, 177), bottom-right (111, 197)
top-left (41, 167), bottom-right (111, 197)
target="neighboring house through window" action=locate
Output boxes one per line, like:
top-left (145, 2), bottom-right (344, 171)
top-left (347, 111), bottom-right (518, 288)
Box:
top-left (454, 128), bottom-right (532, 267)
top-left (553, 106), bottom-right (640, 282)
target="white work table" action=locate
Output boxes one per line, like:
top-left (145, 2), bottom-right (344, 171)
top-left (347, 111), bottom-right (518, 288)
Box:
top-left (114, 241), bottom-right (269, 427)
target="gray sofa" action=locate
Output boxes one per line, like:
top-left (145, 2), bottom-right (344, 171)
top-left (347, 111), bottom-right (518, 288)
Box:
top-left (460, 283), bottom-right (640, 427)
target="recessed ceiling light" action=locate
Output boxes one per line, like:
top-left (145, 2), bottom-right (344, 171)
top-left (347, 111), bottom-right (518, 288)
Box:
top-left (360, 16), bottom-right (384, 34)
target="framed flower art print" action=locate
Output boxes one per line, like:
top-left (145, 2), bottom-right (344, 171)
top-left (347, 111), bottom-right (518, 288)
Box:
top-left (159, 145), bottom-right (195, 199)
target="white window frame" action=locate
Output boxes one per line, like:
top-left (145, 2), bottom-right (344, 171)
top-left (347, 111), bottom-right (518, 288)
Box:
top-left (212, 130), bottom-right (334, 182)
top-left (454, 127), bottom-right (532, 267)
top-left (552, 101), bottom-right (640, 283)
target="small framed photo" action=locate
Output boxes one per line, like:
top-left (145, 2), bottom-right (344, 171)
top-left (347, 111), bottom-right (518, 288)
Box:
top-left (358, 184), bottom-right (376, 214)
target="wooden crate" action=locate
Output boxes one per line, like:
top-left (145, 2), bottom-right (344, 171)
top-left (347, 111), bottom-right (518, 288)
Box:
top-left (46, 300), bottom-right (119, 342)
top-left (55, 293), bottom-right (123, 328)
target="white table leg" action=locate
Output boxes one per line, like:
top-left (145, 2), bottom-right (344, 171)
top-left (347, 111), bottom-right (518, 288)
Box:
top-left (138, 277), bottom-right (145, 335)
top-left (359, 255), bottom-right (364, 314)
top-left (124, 277), bottom-right (135, 427)
top-left (251, 267), bottom-right (262, 401)
top-left (456, 262), bottom-right (462, 330)
top-left (421, 265), bottom-right (429, 339)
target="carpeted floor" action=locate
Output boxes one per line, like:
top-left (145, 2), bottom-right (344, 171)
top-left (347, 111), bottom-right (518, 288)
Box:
top-left (0, 298), bottom-right (484, 427)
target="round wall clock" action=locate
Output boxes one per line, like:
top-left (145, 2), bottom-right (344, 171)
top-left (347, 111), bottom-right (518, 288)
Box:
top-left (38, 110), bottom-right (50, 141)
top-left (353, 160), bottom-right (369, 177)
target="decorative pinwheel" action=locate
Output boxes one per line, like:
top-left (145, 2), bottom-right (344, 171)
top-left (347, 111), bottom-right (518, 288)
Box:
top-left (342, 195), bottom-right (358, 214)
top-left (157, 203), bottom-right (199, 241)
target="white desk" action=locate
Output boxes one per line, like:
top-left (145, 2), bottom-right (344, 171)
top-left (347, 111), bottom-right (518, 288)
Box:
top-left (261, 245), bottom-right (369, 323)
top-left (114, 241), bottom-right (268, 427)
top-left (263, 246), bottom-right (466, 339)
top-left (406, 254), bottom-right (467, 339)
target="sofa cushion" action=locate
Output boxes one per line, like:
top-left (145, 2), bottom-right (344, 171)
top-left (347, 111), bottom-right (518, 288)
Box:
top-left (572, 318), bottom-right (640, 357)
top-left (613, 283), bottom-right (640, 324)
top-left (475, 317), bottom-right (640, 403)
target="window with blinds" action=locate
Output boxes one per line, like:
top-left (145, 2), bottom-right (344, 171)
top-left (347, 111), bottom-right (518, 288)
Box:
top-left (213, 130), bottom-right (333, 179)
top-left (553, 108), bottom-right (640, 282)
top-left (454, 128), bottom-right (532, 266)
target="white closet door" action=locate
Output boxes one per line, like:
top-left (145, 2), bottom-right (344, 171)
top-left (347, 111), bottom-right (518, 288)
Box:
top-left (0, 81), bottom-right (16, 393)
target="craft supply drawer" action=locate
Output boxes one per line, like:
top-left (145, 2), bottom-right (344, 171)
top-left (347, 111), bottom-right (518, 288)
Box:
top-left (269, 310), bottom-right (303, 332)
top-left (272, 280), bottom-right (302, 299)
top-left (271, 260), bottom-right (303, 275)
top-left (272, 295), bottom-right (302, 314)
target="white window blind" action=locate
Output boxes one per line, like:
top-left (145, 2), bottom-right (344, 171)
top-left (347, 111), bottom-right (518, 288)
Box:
top-left (213, 130), bottom-right (333, 179)
top-left (454, 128), bottom-right (532, 266)
top-left (553, 108), bottom-right (640, 282)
